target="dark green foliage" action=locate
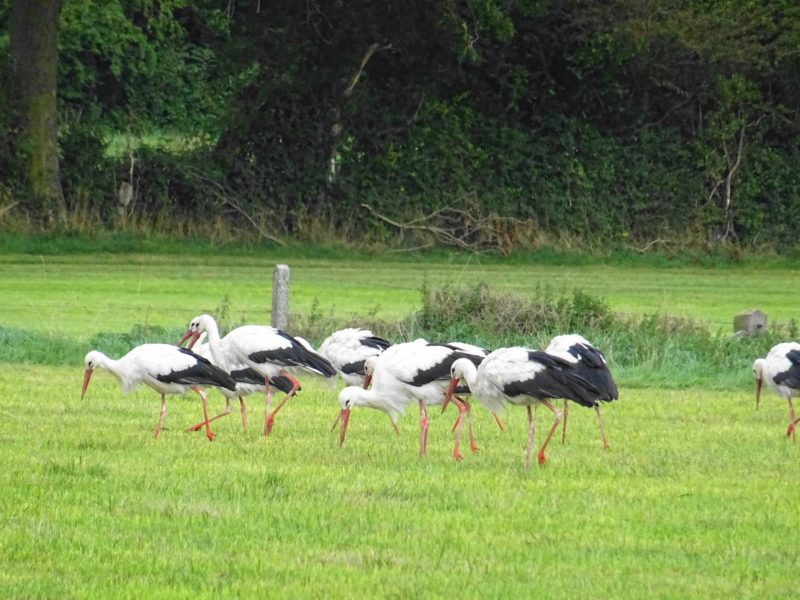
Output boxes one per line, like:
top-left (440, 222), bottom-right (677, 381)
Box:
top-left (2, 0), bottom-right (800, 250)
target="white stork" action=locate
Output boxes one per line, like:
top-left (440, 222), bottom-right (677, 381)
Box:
top-left (447, 347), bottom-right (603, 468)
top-left (187, 335), bottom-right (297, 432)
top-left (179, 314), bottom-right (335, 436)
top-left (337, 340), bottom-right (487, 460)
top-left (81, 343), bottom-right (237, 441)
top-left (545, 334), bottom-right (618, 448)
top-left (318, 327), bottom-right (391, 387)
top-left (753, 342), bottom-right (800, 440)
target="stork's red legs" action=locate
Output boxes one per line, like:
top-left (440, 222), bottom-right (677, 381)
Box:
top-left (595, 405), bottom-right (609, 449)
top-left (536, 400), bottom-right (562, 466)
top-left (561, 399), bottom-right (569, 445)
top-left (264, 370), bottom-right (302, 436)
top-left (449, 396), bottom-right (467, 461)
top-left (524, 405), bottom-right (536, 469)
top-left (153, 394), bottom-right (167, 439)
top-left (462, 399), bottom-right (480, 453)
top-left (192, 386), bottom-right (215, 441)
top-left (493, 412), bottom-right (505, 432)
top-left (418, 399), bottom-right (429, 459)
top-left (787, 398), bottom-right (798, 441)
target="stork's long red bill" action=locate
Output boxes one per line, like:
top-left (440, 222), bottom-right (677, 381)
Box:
top-left (81, 368), bottom-right (93, 399)
top-left (338, 408), bottom-right (351, 447)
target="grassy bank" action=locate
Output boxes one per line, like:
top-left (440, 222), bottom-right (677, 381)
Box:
top-left (1, 248), bottom-right (798, 340)
top-left (1, 364), bottom-right (797, 597)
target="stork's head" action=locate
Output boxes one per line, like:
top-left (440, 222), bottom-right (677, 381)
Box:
top-left (752, 358), bottom-right (766, 410)
top-left (178, 314), bottom-right (214, 349)
top-left (336, 386), bottom-right (388, 448)
top-left (362, 355), bottom-right (379, 389)
top-left (81, 350), bottom-right (105, 399)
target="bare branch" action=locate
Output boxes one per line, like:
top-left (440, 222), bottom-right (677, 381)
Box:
top-left (344, 43), bottom-right (391, 97)
top-left (630, 238), bottom-right (671, 253)
top-left (360, 203), bottom-right (522, 255)
top-left (186, 166), bottom-right (286, 246)
top-left (223, 198), bottom-right (286, 246)
top-left (0, 201), bottom-right (19, 218)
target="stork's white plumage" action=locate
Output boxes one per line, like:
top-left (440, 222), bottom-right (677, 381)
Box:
top-left (337, 340), bottom-right (486, 459)
top-left (81, 343), bottom-right (237, 441)
top-left (319, 328), bottom-right (391, 387)
top-left (187, 336), bottom-right (296, 433)
top-left (545, 334), bottom-right (618, 448)
top-left (179, 314), bottom-right (335, 436)
top-left (753, 342), bottom-right (800, 440)
top-left (448, 346), bottom-right (603, 468)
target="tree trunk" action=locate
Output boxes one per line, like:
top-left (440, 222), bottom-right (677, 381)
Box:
top-left (10, 0), bottom-right (66, 228)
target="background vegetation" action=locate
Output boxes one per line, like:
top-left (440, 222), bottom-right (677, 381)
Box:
top-left (2, 1), bottom-right (800, 252)
top-left (1, 251), bottom-right (799, 597)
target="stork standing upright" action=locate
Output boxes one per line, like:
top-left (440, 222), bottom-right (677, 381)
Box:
top-left (318, 327), bottom-right (391, 387)
top-left (179, 314), bottom-right (336, 436)
top-left (447, 347), bottom-right (602, 468)
top-left (753, 342), bottom-right (800, 440)
top-left (81, 343), bottom-right (237, 441)
top-left (545, 334), bottom-right (618, 448)
top-left (337, 340), bottom-right (486, 460)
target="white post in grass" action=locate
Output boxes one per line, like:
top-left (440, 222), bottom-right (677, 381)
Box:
top-left (272, 264), bottom-right (291, 330)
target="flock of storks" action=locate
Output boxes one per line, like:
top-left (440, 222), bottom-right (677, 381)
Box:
top-left (80, 313), bottom-right (800, 467)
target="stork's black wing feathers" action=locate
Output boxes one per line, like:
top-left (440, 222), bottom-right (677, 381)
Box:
top-left (269, 374), bottom-right (298, 394)
top-left (500, 351), bottom-right (600, 408)
top-left (405, 345), bottom-right (484, 387)
top-left (227, 368), bottom-right (299, 394)
top-left (339, 359), bottom-right (367, 376)
top-left (567, 344), bottom-right (619, 402)
top-left (158, 348), bottom-right (237, 391)
top-left (248, 330), bottom-right (337, 377)
top-left (360, 335), bottom-right (391, 351)
top-left (774, 350), bottom-right (800, 389)
top-left (567, 343), bottom-right (606, 368)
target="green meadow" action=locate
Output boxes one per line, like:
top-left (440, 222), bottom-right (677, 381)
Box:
top-left (1, 245), bottom-right (799, 598)
top-left (1, 249), bottom-right (798, 337)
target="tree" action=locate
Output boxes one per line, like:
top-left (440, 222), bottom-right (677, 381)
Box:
top-left (10, 0), bottom-right (66, 227)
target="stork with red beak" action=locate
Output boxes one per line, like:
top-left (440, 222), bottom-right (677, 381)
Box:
top-left (179, 314), bottom-right (335, 436)
top-left (753, 342), bottom-right (800, 440)
top-left (81, 343), bottom-right (236, 441)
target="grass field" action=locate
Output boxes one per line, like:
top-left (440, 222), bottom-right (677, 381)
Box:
top-left (1, 250), bottom-right (799, 339)
top-left (1, 367), bottom-right (798, 597)
top-left (1, 245), bottom-right (799, 597)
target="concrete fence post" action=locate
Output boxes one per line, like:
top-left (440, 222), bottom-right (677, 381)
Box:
top-left (272, 264), bottom-right (290, 330)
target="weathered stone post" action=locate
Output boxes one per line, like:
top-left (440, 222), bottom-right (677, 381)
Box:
top-left (733, 309), bottom-right (767, 338)
top-left (272, 264), bottom-right (290, 330)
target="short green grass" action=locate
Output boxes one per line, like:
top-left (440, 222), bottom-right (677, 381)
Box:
top-left (2, 245), bottom-right (799, 597)
top-left (1, 364), bottom-right (798, 598)
top-left (1, 251), bottom-right (798, 339)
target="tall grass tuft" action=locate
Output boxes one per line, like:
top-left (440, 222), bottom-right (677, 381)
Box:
top-left (409, 282), bottom-right (796, 389)
top-left (0, 324), bottom-right (184, 366)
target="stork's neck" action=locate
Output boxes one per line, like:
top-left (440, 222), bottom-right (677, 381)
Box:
top-left (200, 315), bottom-right (224, 361)
top-left (94, 351), bottom-right (133, 392)
top-left (346, 387), bottom-right (392, 415)
top-left (94, 352), bottom-right (121, 377)
top-left (456, 359), bottom-right (479, 392)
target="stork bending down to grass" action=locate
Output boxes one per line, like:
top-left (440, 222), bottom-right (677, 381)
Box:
top-left (81, 344), bottom-right (236, 441)
top-left (179, 314), bottom-right (335, 436)
top-left (753, 342), bottom-right (800, 440)
top-left (337, 340), bottom-right (490, 460)
top-left (447, 347), bottom-right (604, 468)
top-left (545, 334), bottom-right (618, 448)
